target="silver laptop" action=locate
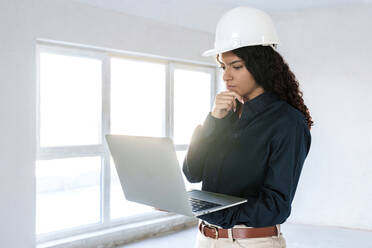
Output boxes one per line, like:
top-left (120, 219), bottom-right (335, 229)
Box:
top-left (105, 134), bottom-right (247, 217)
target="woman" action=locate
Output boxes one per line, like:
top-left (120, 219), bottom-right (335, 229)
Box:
top-left (182, 7), bottom-right (313, 248)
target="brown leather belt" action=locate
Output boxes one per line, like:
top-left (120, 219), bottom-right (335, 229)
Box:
top-left (199, 221), bottom-right (278, 239)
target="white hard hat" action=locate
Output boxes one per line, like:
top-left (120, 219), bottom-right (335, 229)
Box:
top-left (203, 7), bottom-right (280, 57)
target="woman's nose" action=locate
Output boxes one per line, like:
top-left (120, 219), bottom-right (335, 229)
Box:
top-left (223, 69), bottom-right (233, 82)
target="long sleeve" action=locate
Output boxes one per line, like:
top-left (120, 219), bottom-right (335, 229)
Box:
top-left (183, 111), bottom-right (234, 183)
top-left (198, 121), bottom-right (312, 228)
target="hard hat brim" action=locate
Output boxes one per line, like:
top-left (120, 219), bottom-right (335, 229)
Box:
top-left (202, 48), bottom-right (219, 57)
top-left (202, 43), bottom-right (278, 57)
top-left (202, 47), bottom-right (238, 57)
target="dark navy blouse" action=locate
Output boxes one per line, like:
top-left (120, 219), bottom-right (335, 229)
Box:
top-left (182, 91), bottom-right (311, 228)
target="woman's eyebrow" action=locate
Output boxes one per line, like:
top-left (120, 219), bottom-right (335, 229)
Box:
top-left (220, 60), bottom-right (243, 66)
top-left (229, 60), bottom-right (243, 65)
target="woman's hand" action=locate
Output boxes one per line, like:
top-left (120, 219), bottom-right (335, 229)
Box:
top-left (211, 91), bottom-right (244, 119)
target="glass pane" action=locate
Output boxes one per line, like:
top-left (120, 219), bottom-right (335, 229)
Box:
top-left (174, 69), bottom-right (211, 144)
top-left (39, 52), bottom-right (102, 147)
top-left (36, 157), bottom-right (101, 234)
top-left (110, 159), bottom-right (154, 219)
top-left (110, 57), bottom-right (166, 137)
top-left (176, 150), bottom-right (201, 191)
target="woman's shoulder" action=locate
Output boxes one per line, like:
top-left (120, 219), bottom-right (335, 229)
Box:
top-left (270, 100), bottom-right (308, 130)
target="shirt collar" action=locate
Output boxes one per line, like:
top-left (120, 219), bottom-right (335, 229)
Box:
top-left (236, 91), bottom-right (280, 121)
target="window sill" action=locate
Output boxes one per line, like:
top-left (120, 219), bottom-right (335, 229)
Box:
top-left (37, 214), bottom-right (198, 248)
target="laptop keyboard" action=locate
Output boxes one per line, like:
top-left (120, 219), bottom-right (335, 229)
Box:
top-left (189, 197), bottom-right (221, 212)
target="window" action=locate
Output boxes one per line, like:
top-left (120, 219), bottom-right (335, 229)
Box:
top-left (110, 57), bottom-right (166, 137)
top-left (173, 65), bottom-right (215, 191)
top-left (39, 52), bottom-right (102, 147)
top-left (110, 57), bottom-right (166, 219)
top-left (36, 157), bottom-right (101, 234)
top-left (36, 44), bottom-right (216, 241)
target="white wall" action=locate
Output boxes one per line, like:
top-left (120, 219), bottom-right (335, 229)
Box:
top-left (0, 1), bottom-right (213, 247)
top-left (271, 4), bottom-right (372, 230)
top-left (0, 1), bottom-right (36, 248)
top-left (34, 0), bottom-right (214, 62)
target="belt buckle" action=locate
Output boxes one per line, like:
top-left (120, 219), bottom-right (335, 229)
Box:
top-left (211, 226), bottom-right (219, 239)
top-left (202, 223), bottom-right (219, 239)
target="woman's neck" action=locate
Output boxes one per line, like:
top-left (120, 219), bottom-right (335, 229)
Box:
top-left (243, 88), bottom-right (265, 102)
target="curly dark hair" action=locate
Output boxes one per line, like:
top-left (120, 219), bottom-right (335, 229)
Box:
top-left (217, 45), bottom-right (313, 130)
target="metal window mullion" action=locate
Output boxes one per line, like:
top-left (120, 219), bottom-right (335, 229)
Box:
top-left (37, 145), bottom-right (104, 160)
top-left (167, 62), bottom-right (175, 140)
top-left (101, 53), bottom-right (111, 224)
top-left (37, 44), bottom-right (104, 60)
top-left (37, 39), bottom-right (216, 68)
top-left (36, 45), bottom-right (41, 158)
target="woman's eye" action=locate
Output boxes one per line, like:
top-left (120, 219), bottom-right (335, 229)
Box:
top-left (219, 65), bottom-right (242, 70)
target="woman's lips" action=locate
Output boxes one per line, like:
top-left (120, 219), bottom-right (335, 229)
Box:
top-left (227, 85), bottom-right (236, 90)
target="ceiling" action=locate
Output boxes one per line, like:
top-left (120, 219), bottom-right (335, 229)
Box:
top-left (73, 0), bottom-right (372, 33)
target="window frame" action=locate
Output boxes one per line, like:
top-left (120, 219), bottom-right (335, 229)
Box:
top-left (36, 41), bottom-right (217, 243)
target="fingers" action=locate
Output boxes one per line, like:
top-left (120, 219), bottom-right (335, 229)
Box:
top-left (214, 100), bottom-right (236, 112)
top-left (224, 91), bottom-right (244, 104)
top-left (216, 91), bottom-right (243, 111)
top-left (217, 91), bottom-right (244, 104)
top-left (212, 91), bottom-right (244, 118)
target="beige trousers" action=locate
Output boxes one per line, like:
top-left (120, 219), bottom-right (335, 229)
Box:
top-left (195, 220), bottom-right (286, 248)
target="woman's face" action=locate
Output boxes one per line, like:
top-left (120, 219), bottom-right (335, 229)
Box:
top-left (219, 51), bottom-right (264, 101)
